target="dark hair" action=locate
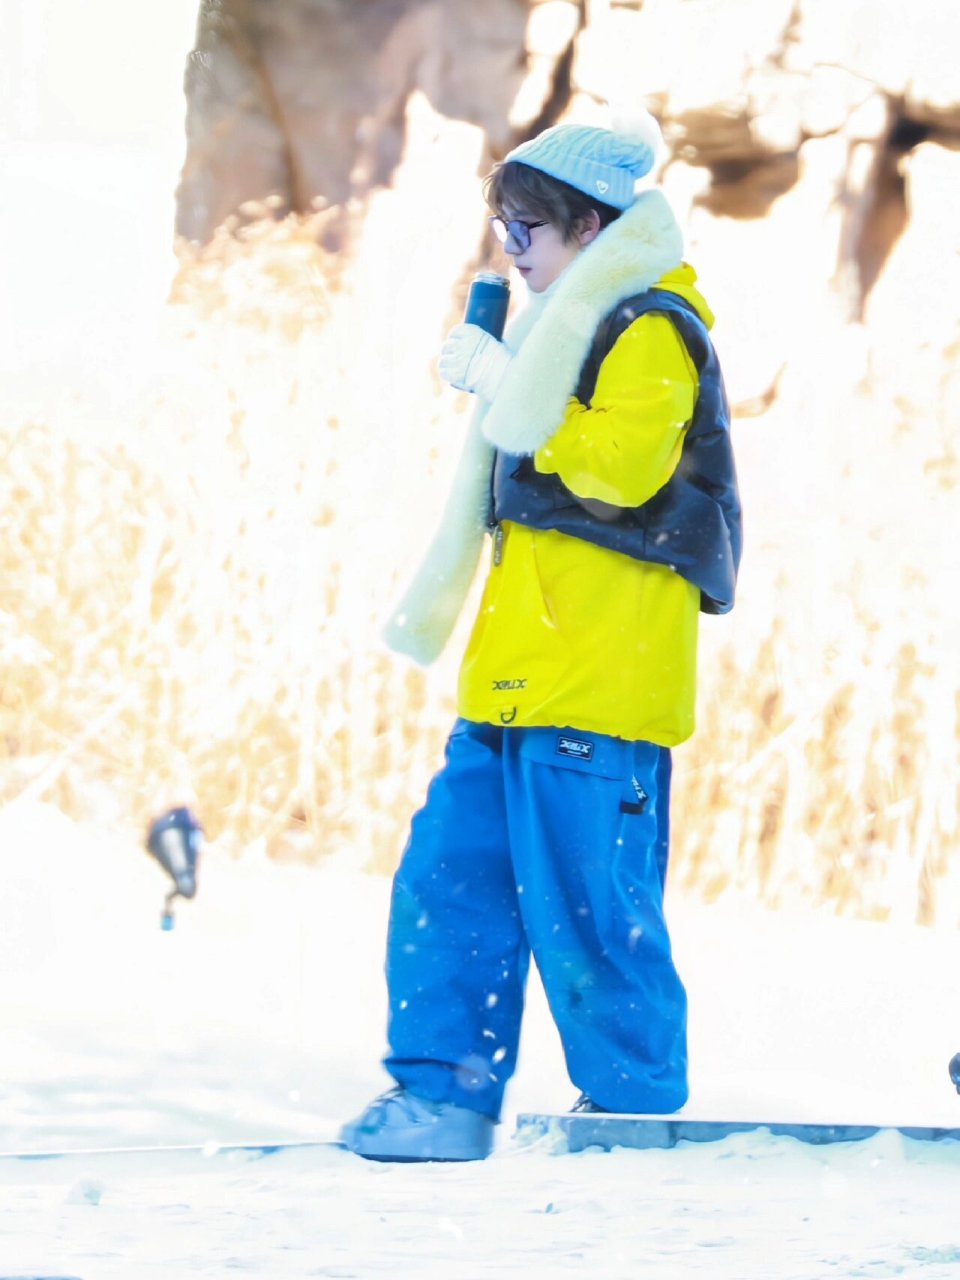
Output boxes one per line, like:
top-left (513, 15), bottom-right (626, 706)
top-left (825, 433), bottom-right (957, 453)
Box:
top-left (483, 161), bottom-right (621, 243)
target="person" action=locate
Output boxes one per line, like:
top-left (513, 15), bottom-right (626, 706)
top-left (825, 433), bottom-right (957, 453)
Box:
top-left (340, 110), bottom-right (742, 1161)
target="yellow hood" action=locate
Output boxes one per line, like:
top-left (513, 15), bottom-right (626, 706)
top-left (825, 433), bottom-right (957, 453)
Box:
top-left (655, 262), bottom-right (715, 330)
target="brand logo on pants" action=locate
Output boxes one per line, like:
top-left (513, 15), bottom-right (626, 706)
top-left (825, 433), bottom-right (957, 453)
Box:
top-left (631, 776), bottom-right (649, 807)
top-left (557, 736), bottom-right (594, 761)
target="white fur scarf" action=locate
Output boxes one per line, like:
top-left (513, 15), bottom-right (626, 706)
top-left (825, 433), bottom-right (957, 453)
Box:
top-left (383, 188), bottom-right (683, 665)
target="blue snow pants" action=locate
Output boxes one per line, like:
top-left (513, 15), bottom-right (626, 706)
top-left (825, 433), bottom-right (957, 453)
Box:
top-left (383, 719), bottom-right (688, 1119)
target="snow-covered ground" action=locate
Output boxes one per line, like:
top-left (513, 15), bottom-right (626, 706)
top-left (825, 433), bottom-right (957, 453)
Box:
top-left (2, 801), bottom-right (960, 1279)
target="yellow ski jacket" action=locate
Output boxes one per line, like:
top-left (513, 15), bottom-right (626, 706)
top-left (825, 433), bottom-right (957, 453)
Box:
top-left (457, 264), bottom-right (713, 745)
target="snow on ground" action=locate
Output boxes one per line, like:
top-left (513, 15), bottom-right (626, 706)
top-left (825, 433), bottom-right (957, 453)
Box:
top-left (1, 801), bottom-right (960, 1279)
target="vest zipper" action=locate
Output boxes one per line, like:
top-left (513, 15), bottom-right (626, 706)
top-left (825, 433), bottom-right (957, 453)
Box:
top-left (492, 523), bottom-right (504, 566)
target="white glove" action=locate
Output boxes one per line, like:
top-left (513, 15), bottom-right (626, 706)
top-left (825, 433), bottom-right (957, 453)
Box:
top-left (438, 324), bottom-right (512, 403)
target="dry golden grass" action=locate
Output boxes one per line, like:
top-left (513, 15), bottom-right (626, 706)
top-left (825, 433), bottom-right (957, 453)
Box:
top-left (1, 205), bottom-right (461, 867)
top-left (2, 176), bottom-right (957, 922)
top-left (673, 362), bottom-right (960, 923)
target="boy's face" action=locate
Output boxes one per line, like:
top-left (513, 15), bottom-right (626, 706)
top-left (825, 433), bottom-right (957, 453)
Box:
top-left (500, 206), bottom-right (585, 294)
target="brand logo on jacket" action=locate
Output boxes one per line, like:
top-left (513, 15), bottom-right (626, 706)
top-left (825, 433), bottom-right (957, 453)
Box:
top-left (492, 678), bottom-right (527, 691)
top-left (500, 707), bottom-right (518, 725)
top-left (557, 736), bottom-right (594, 761)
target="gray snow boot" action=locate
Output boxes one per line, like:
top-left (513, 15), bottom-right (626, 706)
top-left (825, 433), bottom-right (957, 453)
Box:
top-left (340, 1087), bottom-right (495, 1162)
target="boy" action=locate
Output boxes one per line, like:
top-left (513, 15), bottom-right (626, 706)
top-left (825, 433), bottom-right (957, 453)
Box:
top-left (341, 112), bottom-right (741, 1161)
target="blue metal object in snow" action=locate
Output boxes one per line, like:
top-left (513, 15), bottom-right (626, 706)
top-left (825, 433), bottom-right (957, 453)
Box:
top-left (515, 1113), bottom-right (960, 1152)
top-left (0, 1139), bottom-right (344, 1165)
top-left (145, 806), bottom-right (204, 929)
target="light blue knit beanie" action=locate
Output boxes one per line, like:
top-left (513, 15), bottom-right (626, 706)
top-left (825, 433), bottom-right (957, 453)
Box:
top-left (503, 111), bottom-right (663, 210)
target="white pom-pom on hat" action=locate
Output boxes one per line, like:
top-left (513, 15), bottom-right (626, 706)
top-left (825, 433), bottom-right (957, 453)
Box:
top-left (605, 101), bottom-right (666, 171)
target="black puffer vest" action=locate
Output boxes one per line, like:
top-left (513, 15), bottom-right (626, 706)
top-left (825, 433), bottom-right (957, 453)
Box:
top-left (490, 290), bottom-right (742, 615)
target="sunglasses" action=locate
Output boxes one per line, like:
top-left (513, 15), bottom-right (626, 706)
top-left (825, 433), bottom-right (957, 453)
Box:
top-left (489, 215), bottom-right (548, 253)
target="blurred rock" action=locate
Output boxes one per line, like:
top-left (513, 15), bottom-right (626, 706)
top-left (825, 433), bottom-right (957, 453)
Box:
top-left (572, 0), bottom-right (799, 164)
top-left (571, 0), bottom-right (959, 169)
top-left (864, 140), bottom-right (960, 418)
top-left (510, 1), bottom-right (581, 129)
top-left (177, 0), bottom-right (960, 249)
top-left (176, 0), bottom-right (539, 244)
top-left (173, 0), bottom-right (960, 454)
top-left (792, 0), bottom-right (960, 131)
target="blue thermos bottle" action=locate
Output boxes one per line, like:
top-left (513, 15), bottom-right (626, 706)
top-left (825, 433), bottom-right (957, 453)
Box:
top-left (464, 271), bottom-right (510, 339)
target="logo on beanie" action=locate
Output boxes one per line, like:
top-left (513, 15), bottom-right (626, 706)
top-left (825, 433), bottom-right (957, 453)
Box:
top-left (596, 180), bottom-right (609, 194)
